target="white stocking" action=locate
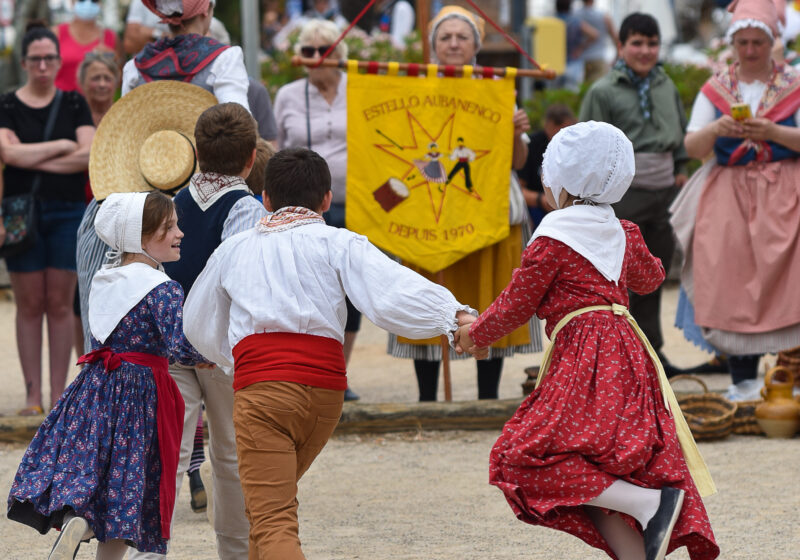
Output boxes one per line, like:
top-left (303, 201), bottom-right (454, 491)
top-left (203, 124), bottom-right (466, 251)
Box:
top-left (95, 539), bottom-right (129, 560)
top-left (584, 479), bottom-right (661, 528)
top-left (585, 506), bottom-right (645, 560)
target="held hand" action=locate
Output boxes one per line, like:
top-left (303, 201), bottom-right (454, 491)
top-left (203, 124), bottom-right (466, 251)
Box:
top-left (453, 324), bottom-right (489, 359)
top-left (456, 310), bottom-right (476, 328)
top-left (512, 109), bottom-right (531, 136)
top-left (714, 115), bottom-right (745, 138)
top-left (453, 323), bottom-right (476, 354)
top-left (196, 362), bottom-right (216, 370)
top-left (675, 174), bottom-right (688, 188)
top-left (470, 345), bottom-right (489, 360)
top-left (741, 117), bottom-right (775, 142)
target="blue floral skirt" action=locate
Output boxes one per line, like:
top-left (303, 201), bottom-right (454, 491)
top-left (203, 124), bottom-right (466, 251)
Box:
top-left (6, 361), bottom-right (167, 553)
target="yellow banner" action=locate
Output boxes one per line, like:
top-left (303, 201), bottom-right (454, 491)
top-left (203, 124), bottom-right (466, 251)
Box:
top-left (346, 70), bottom-right (515, 273)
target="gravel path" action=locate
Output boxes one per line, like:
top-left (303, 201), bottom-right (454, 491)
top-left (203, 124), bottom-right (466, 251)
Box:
top-left (1, 284), bottom-right (798, 558)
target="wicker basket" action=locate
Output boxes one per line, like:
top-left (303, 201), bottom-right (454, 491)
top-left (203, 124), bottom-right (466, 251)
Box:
top-left (670, 375), bottom-right (738, 440)
top-left (731, 399), bottom-right (764, 435)
top-left (776, 346), bottom-right (800, 388)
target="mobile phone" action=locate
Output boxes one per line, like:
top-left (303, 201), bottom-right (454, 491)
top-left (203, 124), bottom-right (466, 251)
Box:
top-left (730, 103), bottom-right (752, 121)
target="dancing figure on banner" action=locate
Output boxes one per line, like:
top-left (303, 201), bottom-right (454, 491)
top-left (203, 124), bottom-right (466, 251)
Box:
top-left (414, 141), bottom-right (447, 183)
top-left (446, 136), bottom-right (476, 190)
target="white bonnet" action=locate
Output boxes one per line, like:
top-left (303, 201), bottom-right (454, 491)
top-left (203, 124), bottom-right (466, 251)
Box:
top-left (541, 121), bottom-right (635, 208)
top-left (95, 192), bottom-right (149, 257)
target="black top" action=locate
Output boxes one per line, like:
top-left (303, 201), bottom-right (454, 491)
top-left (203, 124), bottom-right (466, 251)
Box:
top-left (0, 90), bottom-right (93, 202)
top-left (518, 129), bottom-right (550, 194)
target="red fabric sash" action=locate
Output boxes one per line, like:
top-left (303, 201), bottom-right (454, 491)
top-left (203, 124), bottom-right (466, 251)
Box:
top-left (78, 348), bottom-right (184, 540)
top-left (232, 332), bottom-right (346, 392)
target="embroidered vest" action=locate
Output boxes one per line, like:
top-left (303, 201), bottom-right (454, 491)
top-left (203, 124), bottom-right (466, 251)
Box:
top-left (164, 187), bottom-right (249, 296)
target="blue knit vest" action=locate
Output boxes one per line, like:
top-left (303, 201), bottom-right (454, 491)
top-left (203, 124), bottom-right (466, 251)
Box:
top-left (164, 187), bottom-right (249, 295)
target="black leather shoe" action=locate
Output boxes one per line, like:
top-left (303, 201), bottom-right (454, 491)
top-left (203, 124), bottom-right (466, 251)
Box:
top-left (189, 469), bottom-right (207, 513)
top-left (344, 387), bottom-right (360, 401)
top-left (643, 487), bottom-right (685, 560)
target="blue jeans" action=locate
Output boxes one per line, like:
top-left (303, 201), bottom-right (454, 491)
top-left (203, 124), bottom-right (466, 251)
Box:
top-left (6, 199), bottom-right (85, 273)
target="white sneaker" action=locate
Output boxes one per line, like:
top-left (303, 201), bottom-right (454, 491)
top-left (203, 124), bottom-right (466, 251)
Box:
top-left (48, 515), bottom-right (88, 560)
top-left (724, 379), bottom-right (761, 402)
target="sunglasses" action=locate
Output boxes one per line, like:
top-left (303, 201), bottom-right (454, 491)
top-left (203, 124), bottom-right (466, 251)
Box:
top-left (25, 54), bottom-right (60, 66)
top-left (300, 45), bottom-right (332, 58)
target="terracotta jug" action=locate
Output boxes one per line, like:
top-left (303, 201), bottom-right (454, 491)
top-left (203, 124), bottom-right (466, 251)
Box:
top-left (755, 366), bottom-right (800, 438)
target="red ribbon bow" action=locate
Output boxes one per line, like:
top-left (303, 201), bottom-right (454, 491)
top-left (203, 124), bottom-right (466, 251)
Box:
top-left (77, 347), bottom-right (122, 371)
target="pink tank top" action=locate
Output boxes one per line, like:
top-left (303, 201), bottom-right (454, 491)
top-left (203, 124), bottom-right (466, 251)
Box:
top-left (54, 23), bottom-right (116, 92)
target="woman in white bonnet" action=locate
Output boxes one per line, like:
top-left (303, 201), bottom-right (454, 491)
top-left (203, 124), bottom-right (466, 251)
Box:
top-left (7, 191), bottom-right (209, 560)
top-left (456, 122), bottom-right (719, 560)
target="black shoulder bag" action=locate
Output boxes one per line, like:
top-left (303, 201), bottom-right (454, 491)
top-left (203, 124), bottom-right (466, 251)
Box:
top-left (0, 89), bottom-right (64, 259)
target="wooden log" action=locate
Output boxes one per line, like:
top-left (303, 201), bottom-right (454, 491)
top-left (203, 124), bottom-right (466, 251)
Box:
top-left (0, 414), bottom-right (42, 444)
top-left (334, 399), bottom-right (521, 434)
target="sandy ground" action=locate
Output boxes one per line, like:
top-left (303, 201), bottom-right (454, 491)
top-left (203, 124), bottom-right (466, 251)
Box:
top-left (1, 283), bottom-right (799, 559)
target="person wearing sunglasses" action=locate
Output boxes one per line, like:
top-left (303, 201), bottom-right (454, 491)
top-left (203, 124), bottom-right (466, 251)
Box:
top-left (121, 0), bottom-right (250, 113)
top-left (0, 23), bottom-right (95, 417)
top-left (53, 0), bottom-right (117, 92)
top-left (273, 19), bottom-right (362, 402)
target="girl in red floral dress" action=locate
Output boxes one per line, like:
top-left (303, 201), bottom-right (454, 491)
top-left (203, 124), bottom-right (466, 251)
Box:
top-left (456, 122), bottom-right (718, 560)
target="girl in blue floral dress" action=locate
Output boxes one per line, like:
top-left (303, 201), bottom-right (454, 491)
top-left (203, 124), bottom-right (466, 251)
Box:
top-left (7, 191), bottom-right (208, 560)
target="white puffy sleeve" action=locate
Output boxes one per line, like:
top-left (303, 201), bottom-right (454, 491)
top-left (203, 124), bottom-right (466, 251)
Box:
top-left (209, 47), bottom-right (252, 113)
top-left (121, 59), bottom-right (138, 96)
top-left (183, 248), bottom-right (235, 369)
top-left (686, 92), bottom-right (716, 132)
top-left (334, 233), bottom-right (475, 343)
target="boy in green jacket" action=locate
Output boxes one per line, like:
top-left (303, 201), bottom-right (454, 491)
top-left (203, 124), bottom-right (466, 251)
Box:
top-left (579, 12), bottom-right (687, 376)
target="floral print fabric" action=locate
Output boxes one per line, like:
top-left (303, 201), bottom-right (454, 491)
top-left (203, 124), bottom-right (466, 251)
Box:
top-left (7, 281), bottom-right (204, 553)
top-left (470, 221), bottom-right (719, 559)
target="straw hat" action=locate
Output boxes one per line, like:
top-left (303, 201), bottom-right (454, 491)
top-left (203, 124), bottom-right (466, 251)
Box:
top-left (89, 81), bottom-right (217, 201)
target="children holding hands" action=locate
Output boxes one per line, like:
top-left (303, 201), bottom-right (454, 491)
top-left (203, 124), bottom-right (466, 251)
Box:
top-left (456, 122), bottom-right (718, 560)
top-left (183, 147), bottom-right (480, 559)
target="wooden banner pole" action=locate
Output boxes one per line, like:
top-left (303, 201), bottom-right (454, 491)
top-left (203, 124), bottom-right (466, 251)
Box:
top-left (437, 270), bottom-right (452, 402)
top-left (292, 56), bottom-right (556, 79)
top-left (418, 0), bottom-right (430, 64)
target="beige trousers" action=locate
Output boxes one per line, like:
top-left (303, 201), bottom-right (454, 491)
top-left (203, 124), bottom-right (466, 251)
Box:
top-left (233, 381), bottom-right (343, 560)
top-left (129, 365), bottom-right (250, 559)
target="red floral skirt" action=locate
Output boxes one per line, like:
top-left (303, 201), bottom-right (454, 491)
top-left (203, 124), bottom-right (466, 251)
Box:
top-left (489, 312), bottom-right (719, 559)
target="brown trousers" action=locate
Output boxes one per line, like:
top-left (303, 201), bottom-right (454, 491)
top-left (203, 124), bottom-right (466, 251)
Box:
top-left (233, 381), bottom-right (344, 560)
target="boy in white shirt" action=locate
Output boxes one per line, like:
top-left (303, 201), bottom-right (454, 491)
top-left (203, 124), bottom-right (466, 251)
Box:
top-left (184, 147), bottom-right (479, 559)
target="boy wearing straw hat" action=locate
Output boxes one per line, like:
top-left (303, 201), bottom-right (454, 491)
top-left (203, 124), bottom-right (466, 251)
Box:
top-left (183, 147), bottom-right (480, 559)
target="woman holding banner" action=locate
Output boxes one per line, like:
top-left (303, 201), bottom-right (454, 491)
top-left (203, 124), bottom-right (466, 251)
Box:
top-left (388, 5), bottom-right (542, 401)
